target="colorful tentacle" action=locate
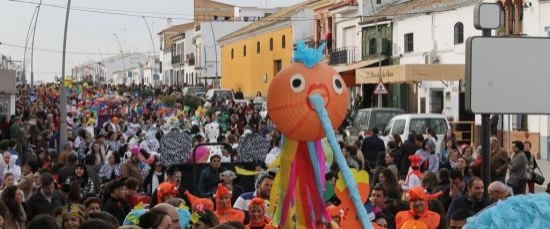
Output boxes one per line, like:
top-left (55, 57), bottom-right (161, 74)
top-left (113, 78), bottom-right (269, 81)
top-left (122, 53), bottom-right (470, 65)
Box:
top-left (309, 94), bottom-right (372, 229)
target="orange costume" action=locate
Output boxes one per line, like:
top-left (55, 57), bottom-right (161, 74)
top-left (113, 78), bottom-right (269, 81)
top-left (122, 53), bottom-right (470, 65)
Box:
top-left (157, 182), bottom-right (178, 204)
top-left (246, 198), bottom-right (275, 229)
top-left (395, 187), bottom-right (442, 229)
top-left (184, 191), bottom-right (214, 212)
top-left (214, 184), bottom-right (245, 224)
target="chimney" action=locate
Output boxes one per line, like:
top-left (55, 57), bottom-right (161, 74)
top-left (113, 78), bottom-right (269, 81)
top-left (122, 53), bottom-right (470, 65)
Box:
top-left (167, 18), bottom-right (172, 28)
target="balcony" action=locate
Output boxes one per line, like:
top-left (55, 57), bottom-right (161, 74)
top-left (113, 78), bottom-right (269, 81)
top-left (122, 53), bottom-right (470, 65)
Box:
top-left (172, 55), bottom-right (181, 65)
top-left (188, 57), bottom-right (195, 66)
top-left (329, 47), bottom-right (357, 66)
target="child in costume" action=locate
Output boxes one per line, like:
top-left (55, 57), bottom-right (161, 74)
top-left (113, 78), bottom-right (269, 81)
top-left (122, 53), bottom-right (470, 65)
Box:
top-left (401, 155), bottom-right (423, 191)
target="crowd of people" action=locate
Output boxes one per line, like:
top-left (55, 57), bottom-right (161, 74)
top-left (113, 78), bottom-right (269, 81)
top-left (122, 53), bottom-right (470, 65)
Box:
top-left (0, 82), bottom-right (548, 229)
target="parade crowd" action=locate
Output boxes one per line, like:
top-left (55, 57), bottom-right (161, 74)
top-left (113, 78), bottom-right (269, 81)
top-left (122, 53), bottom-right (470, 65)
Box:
top-left (0, 82), bottom-right (548, 229)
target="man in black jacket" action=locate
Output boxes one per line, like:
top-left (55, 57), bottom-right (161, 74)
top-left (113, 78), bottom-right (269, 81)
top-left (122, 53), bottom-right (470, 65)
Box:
top-left (446, 177), bottom-right (491, 220)
top-left (103, 180), bottom-right (132, 225)
top-left (27, 172), bottom-right (65, 220)
top-left (361, 127), bottom-right (385, 169)
top-left (197, 154), bottom-right (225, 198)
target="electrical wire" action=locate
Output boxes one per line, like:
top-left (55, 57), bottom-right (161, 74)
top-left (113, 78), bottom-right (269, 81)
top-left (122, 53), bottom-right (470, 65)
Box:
top-left (4, 0), bottom-right (455, 21)
top-left (0, 41), bottom-right (160, 56)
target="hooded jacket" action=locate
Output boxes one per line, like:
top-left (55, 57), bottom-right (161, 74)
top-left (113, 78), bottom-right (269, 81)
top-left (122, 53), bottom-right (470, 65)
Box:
top-left (0, 154), bottom-right (21, 182)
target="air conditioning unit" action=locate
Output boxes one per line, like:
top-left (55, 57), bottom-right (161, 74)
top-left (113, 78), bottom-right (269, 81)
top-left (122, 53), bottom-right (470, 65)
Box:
top-left (424, 52), bottom-right (440, 64)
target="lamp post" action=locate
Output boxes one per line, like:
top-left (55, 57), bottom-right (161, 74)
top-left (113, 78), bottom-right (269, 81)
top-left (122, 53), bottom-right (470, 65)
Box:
top-left (114, 33), bottom-right (126, 85)
top-left (142, 16), bottom-right (157, 87)
top-left (22, 6), bottom-right (39, 86)
top-left (60, 0), bottom-right (72, 149)
top-left (30, 0), bottom-right (44, 89)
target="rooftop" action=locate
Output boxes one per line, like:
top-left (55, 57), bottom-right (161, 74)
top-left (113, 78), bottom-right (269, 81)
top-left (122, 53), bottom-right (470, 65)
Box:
top-left (372, 0), bottom-right (478, 20)
top-left (219, 0), bottom-right (334, 43)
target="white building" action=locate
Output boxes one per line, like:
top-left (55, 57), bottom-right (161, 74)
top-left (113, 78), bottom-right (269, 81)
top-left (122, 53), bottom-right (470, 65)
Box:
top-left (363, 0), bottom-right (550, 159)
top-left (71, 53), bottom-right (155, 85)
top-left (390, 0), bottom-right (479, 121)
top-left (158, 21), bottom-right (195, 86)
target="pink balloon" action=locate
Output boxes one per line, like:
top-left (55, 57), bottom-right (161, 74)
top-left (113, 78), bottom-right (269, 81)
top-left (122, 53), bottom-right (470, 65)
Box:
top-left (188, 146), bottom-right (210, 163)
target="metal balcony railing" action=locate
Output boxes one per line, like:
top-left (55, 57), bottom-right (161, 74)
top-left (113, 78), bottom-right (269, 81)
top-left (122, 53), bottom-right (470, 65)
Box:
top-left (329, 47), bottom-right (357, 65)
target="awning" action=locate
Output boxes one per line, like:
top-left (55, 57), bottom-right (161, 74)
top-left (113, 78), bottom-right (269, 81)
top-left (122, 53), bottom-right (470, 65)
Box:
top-left (355, 64), bottom-right (465, 84)
top-left (335, 58), bottom-right (385, 73)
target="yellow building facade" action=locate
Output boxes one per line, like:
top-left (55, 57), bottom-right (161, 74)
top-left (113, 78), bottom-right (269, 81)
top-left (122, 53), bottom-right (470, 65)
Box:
top-left (220, 27), bottom-right (293, 98)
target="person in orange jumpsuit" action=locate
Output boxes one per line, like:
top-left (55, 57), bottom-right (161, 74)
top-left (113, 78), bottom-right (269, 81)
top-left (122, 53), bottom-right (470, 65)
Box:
top-left (246, 197), bottom-right (274, 229)
top-left (395, 186), bottom-right (442, 229)
top-left (214, 183), bottom-right (245, 224)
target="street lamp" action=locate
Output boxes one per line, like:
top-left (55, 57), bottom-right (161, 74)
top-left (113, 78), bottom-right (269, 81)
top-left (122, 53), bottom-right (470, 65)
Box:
top-left (142, 16), bottom-right (158, 87)
top-left (30, 0), bottom-right (44, 89)
top-left (114, 33), bottom-right (126, 85)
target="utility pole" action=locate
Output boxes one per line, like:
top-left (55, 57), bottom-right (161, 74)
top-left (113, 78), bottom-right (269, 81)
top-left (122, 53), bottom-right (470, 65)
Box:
top-left (60, 0), bottom-right (72, 150)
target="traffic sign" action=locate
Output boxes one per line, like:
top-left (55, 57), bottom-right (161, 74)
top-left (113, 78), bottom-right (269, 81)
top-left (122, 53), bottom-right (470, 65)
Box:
top-left (373, 82), bottom-right (388, 95)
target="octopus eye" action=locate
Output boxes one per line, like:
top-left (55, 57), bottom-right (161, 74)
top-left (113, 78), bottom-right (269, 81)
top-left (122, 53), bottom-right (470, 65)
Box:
top-left (290, 74), bottom-right (305, 93)
top-left (332, 75), bottom-right (344, 95)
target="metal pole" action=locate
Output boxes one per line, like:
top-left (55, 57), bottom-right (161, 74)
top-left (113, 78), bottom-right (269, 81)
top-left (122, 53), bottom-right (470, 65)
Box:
top-left (481, 29), bottom-right (491, 196)
top-left (114, 34), bottom-right (126, 85)
top-left (142, 17), bottom-right (157, 83)
top-left (60, 0), bottom-right (72, 149)
top-left (30, 0), bottom-right (44, 89)
top-left (23, 6), bottom-right (39, 86)
top-left (368, 0), bottom-right (383, 107)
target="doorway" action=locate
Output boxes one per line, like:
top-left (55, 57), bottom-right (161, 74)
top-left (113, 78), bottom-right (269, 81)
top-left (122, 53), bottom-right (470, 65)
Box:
top-left (430, 89), bottom-right (443, 114)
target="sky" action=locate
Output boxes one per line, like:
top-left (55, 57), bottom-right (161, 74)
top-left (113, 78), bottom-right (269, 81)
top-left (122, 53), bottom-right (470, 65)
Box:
top-left (0, 0), bottom-right (305, 83)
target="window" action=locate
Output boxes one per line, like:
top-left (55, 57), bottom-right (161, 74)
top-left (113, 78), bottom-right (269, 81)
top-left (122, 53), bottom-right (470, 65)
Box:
top-left (409, 118), bottom-right (448, 135)
top-left (243, 45), bottom-right (247, 57)
top-left (282, 35), bottom-right (286, 49)
top-left (391, 119), bottom-right (406, 135)
top-left (231, 48), bottom-right (234, 59)
top-left (257, 41), bottom-right (261, 54)
top-left (454, 22), bottom-right (464, 44)
top-left (269, 38), bottom-right (273, 51)
top-left (404, 33), bottom-right (414, 53)
top-left (274, 59), bottom-right (282, 76)
top-left (369, 38), bottom-right (377, 55)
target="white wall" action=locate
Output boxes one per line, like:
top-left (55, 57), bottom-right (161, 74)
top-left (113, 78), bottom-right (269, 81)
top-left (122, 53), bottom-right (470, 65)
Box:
top-left (392, 5), bottom-right (481, 120)
top-left (291, 9), bottom-right (315, 42)
top-left (199, 21), bottom-right (252, 82)
top-left (162, 50), bottom-right (172, 85)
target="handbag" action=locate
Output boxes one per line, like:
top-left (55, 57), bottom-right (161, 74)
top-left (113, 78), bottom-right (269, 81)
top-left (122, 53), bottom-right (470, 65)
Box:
top-left (531, 167), bottom-right (545, 185)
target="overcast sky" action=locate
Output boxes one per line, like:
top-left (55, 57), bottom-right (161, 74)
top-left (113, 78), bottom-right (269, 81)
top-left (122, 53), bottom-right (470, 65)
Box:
top-left (0, 0), bottom-right (305, 82)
